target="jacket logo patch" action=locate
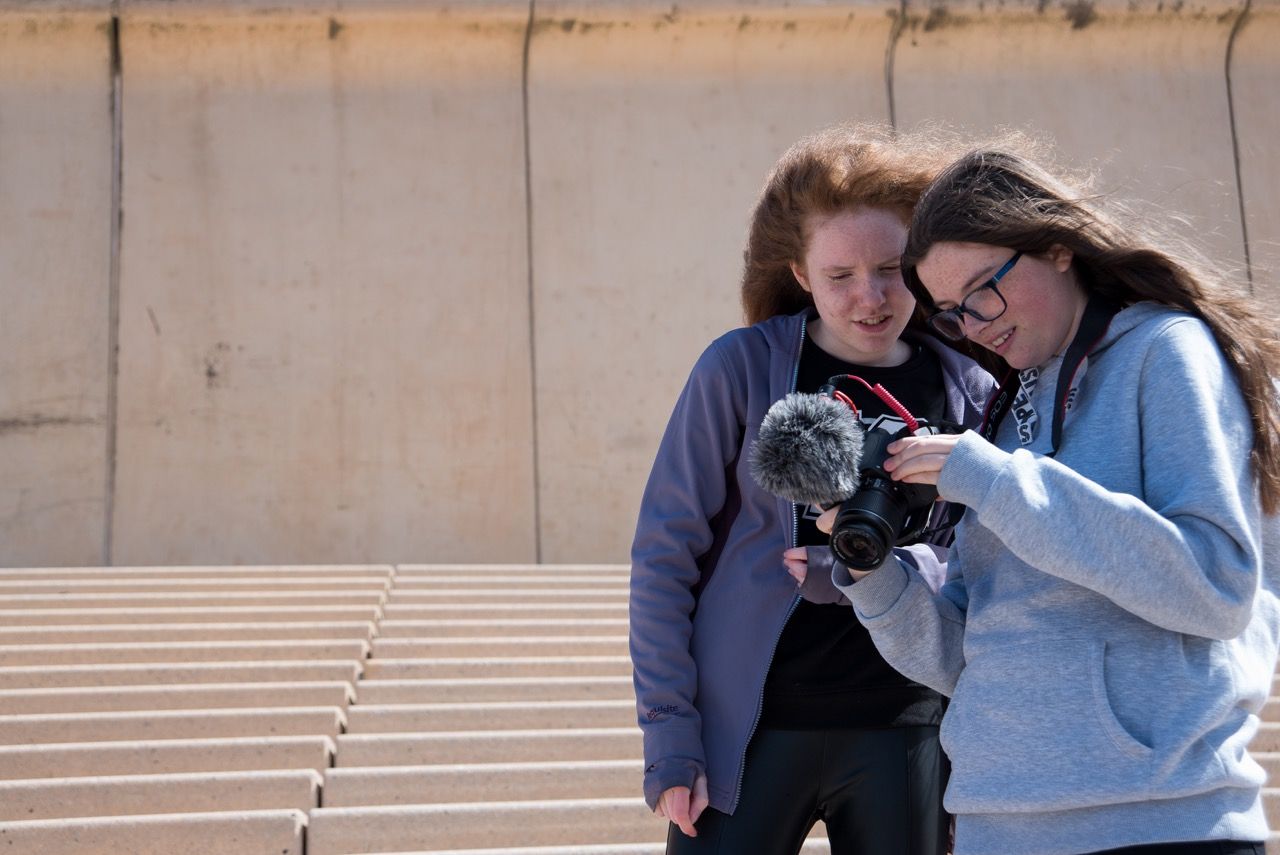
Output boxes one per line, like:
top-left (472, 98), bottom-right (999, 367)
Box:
top-left (647, 704), bottom-right (680, 721)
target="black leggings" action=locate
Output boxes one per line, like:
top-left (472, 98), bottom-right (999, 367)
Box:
top-left (666, 726), bottom-right (948, 855)
top-left (1084, 843), bottom-right (1264, 855)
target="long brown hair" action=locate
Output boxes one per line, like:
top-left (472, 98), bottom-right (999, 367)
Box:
top-left (902, 149), bottom-right (1280, 513)
top-left (741, 123), bottom-right (958, 325)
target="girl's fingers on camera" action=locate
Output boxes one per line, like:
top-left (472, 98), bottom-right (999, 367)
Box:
top-left (885, 435), bottom-right (962, 477)
top-left (816, 506), bottom-right (839, 534)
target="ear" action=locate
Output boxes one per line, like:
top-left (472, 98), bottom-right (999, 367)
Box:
top-left (1047, 244), bottom-right (1074, 273)
top-left (790, 261), bottom-right (812, 293)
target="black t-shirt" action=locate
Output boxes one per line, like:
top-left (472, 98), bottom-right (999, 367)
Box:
top-left (759, 332), bottom-right (948, 730)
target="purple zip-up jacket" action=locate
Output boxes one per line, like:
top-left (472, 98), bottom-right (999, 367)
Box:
top-left (629, 309), bottom-right (995, 814)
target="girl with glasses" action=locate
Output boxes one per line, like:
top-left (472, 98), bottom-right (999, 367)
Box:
top-left (629, 125), bottom-right (996, 855)
top-left (821, 147), bottom-right (1280, 855)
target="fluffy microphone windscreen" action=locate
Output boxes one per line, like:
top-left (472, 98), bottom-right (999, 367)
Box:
top-left (749, 392), bottom-right (864, 507)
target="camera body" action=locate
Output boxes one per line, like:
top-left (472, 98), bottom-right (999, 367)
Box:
top-left (828, 425), bottom-right (943, 570)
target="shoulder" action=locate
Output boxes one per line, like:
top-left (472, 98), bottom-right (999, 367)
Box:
top-left (1108, 304), bottom-right (1224, 381)
top-left (701, 313), bottom-right (802, 369)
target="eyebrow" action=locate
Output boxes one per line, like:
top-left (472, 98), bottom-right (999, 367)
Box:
top-left (820, 255), bottom-right (901, 273)
top-left (934, 261), bottom-right (1003, 309)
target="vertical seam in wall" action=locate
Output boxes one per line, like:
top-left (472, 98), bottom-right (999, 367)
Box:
top-left (104, 5), bottom-right (123, 566)
top-left (1225, 0), bottom-right (1253, 294)
top-left (884, 0), bottom-right (907, 128)
top-left (522, 0), bottom-right (544, 563)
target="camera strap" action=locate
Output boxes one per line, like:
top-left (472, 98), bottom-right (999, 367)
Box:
top-left (977, 293), bottom-right (1120, 457)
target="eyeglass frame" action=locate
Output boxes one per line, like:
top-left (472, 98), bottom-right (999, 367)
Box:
top-left (924, 251), bottom-right (1023, 341)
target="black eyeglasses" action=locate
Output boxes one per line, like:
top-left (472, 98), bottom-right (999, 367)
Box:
top-left (925, 251), bottom-right (1023, 342)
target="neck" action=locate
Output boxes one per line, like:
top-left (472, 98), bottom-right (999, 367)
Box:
top-left (810, 319), bottom-right (913, 368)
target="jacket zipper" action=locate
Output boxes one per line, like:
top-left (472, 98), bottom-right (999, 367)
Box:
top-left (730, 314), bottom-right (807, 813)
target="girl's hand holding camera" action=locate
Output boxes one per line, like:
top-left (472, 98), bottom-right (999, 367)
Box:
top-left (880, 432), bottom-right (965, 487)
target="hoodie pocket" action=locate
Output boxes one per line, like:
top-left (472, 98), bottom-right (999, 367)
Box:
top-left (940, 638), bottom-right (1153, 814)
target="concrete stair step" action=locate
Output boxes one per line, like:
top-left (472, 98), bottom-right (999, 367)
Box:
top-left (386, 589), bottom-right (626, 602)
top-left (0, 660), bottom-right (362, 689)
top-left (0, 639), bottom-right (371, 666)
top-left (371, 636), bottom-right (629, 658)
top-left (1267, 788), bottom-right (1279, 826)
top-left (0, 565), bottom-right (393, 580)
top-left (0, 591), bottom-right (385, 609)
top-left (0, 769), bottom-right (321, 821)
top-left (382, 603), bottom-right (627, 620)
top-left (0, 621), bottom-right (376, 644)
top-left (322, 759), bottom-right (642, 806)
top-left (0, 809), bottom-right (305, 854)
top-left (0, 706), bottom-right (346, 744)
top-left (346, 843), bottom-right (833, 855)
top-left (346, 700), bottom-right (634, 733)
top-left (395, 565), bottom-right (628, 575)
top-left (378, 618), bottom-right (628, 638)
top-left (393, 576), bottom-right (630, 589)
top-left (354, 676), bottom-right (634, 704)
top-left (0, 735), bottom-right (334, 779)
top-left (0, 577), bottom-right (390, 594)
top-left (1253, 724), bottom-right (1280, 752)
top-left (0, 605), bottom-right (382, 625)
top-left (334, 727), bottom-right (641, 766)
top-left (0, 681), bottom-right (355, 714)
top-left (306, 798), bottom-right (656, 854)
top-left (363, 656), bottom-right (631, 680)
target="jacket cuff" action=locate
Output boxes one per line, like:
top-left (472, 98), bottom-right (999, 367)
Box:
top-left (937, 430), bottom-right (1008, 511)
top-left (643, 756), bottom-right (702, 811)
top-left (798, 546), bottom-right (850, 605)
top-left (834, 556), bottom-right (912, 620)
top-left (641, 715), bottom-right (705, 810)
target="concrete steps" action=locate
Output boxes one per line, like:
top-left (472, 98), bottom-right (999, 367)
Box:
top-left (0, 706), bottom-right (347, 744)
top-left (344, 699), bottom-right (634, 732)
top-left (333, 727), bottom-right (643, 766)
top-left (11, 561), bottom-right (1280, 854)
top-left (307, 798), bottom-right (657, 854)
top-left (321, 760), bottom-right (643, 806)
top-left (0, 809), bottom-right (307, 854)
top-left (363, 655), bottom-right (632, 680)
top-left (0, 660), bottom-right (363, 689)
top-left (0, 735), bottom-right (336, 779)
top-left (0, 769), bottom-right (322, 821)
top-left (0, 621), bottom-right (376, 644)
top-left (0, 566), bottom-right (377, 853)
top-left (0, 681), bottom-right (356, 714)
top-left (354, 676), bottom-right (633, 704)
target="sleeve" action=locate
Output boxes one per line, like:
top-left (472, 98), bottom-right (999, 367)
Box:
top-left (797, 546), bottom-right (850, 605)
top-left (937, 317), bottom-right (1263, 640)
top-left (629, 338), bottom-right (746, 809)
top-left (832, 541), bottom-right (970, 695)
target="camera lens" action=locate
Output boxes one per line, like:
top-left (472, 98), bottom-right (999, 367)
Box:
top-left (831, 523), bottom-right (889, 569)
top-left (829, 478), bottom-right (905, 570)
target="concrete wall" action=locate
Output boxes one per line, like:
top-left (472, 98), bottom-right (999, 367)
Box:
top-left (1, 0), bottom-right (1275, 566)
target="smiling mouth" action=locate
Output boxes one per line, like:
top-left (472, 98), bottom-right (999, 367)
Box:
top-left (857, 315), bottom-right (890, 327)
top-left (990, 329), bottom-right (1013, 349)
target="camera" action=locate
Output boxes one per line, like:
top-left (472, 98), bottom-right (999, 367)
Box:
top-left (828, 425), bottom-right (941, 570)
top-left (750, 377), bottom-right (958, 572)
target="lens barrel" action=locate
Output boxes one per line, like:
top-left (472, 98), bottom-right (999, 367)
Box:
top-left (829, 478), bottom-right (908, 570)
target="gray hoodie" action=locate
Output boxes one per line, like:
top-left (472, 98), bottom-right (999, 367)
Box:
top-left (837, 302), bottom-right (1280, 853)
top-left (630, 309), bottom-right (994, 813)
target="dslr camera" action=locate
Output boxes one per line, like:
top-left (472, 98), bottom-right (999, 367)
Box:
top-left (751, 376), bottom-right (959, 572)
top-left (826, 421), bottom-right (945, 570)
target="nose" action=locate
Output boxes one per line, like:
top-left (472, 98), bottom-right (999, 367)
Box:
top-left (851, 276), bottom-right (888, 308)
top-left (958, 311), bottom-right (990, 339)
